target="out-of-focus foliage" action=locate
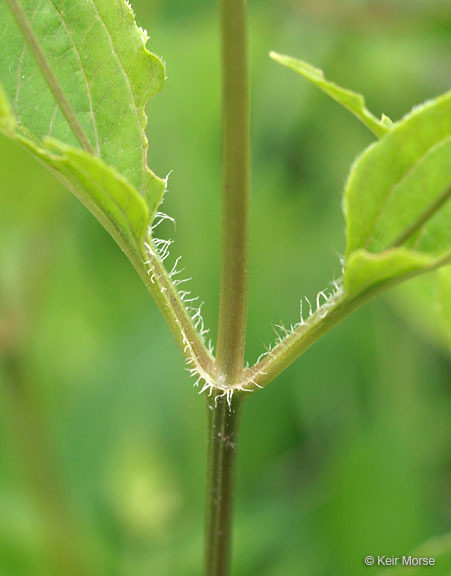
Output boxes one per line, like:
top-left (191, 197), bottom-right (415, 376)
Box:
top-left (379, 533), bottom-right (451, 575)
top-left (439, 267), bottom-right (451, 347)
top-left (0, 1), bottom-right (450, 575)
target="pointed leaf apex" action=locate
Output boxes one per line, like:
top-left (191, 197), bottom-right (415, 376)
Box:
top-left (270, 50), bottom-right (389, 138)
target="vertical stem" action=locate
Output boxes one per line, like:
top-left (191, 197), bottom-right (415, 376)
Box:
top-left (216, 0), bottom-right (251, 384)
top-left (206, 2), bottom-right (250, 572)
top-left (205, 393), bottom-right (244, 576)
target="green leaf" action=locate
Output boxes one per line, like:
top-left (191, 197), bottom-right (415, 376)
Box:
top-left (344, 250), bottom-right (436, 297)
top-left (1, 88), bottom-right (150, 263)
top-left (35, 138), bottom-right (150, 254)
top-left (0, 0), bottom-right (166, 241)
top-left (270, 51), bottom-right (389, 138)
top-left (378, 532), bottom-right (451, 575)
top-left (438, 266), bottom-right (451, 349)
top-left (344, 91), bottom-right (451, 298)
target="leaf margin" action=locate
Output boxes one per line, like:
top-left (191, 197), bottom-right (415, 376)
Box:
top-left (270, 51), bottom-right (390, 138)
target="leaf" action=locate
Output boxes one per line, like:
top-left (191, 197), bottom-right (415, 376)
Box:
top-left (344, 250), bottom-right (435, 297)
top-left (438, 266), bottom-right (451, 349)
top-left (0, 0), bottom-right (166, 249)
top-left (270, 51), bottom-right (389, 138)
top-left (1, 89), bottom-right (150, 264)
top-left (35, 139), bottom-right (150, 254)
top-left (378, 532), bottom-right (451, 575)
top-left (343, 91), bottom-right (451, 298)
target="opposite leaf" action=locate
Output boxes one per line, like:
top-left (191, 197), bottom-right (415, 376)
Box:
top-left (270, 51), bottom-right (390, 138)
top-left (0, 0), bottom-right (166, 217)
top-left (344, 91), bottom-right (451, 298)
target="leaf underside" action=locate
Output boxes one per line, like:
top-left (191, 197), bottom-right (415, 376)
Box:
top-left (0, 0), bottom-right (166, 257)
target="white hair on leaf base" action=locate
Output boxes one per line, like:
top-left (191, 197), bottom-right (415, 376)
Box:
top-left (143, 190), bottom-right (238, 401)
top-left (144, 229), bottom-right (211, 347)
top-left (144, 182), bottom-right (345, 407)
top-left (253, 278), bottom-right (344, 368)
top-left (184, 342), bottom-right (255, 408)
top-left (145, 221), bottom-right (344, 407)
top-left (144, 167), bottom-right (211, 349)
top-left (182, 325), bottom-right (260, 409)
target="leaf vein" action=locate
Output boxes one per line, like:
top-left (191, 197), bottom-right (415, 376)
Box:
top-left (14, 1), bottom-right (41, 117)
top-left (89, 1), bottom-right (147, 195)
top-left (363, 134), bottom-right (451, 249)
top-left (47, 102), bottom-right (58, 136)
top-left (47, 0), bottom-right (100, 154)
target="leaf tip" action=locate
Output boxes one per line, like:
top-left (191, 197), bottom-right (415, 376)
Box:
top-left (380, 113), bottom-right (394, 129)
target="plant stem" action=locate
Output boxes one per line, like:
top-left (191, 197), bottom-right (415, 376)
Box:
top-left (205, 2), bottom-right (250, 572)
top-left (5, 0), bottom-right (94, 153)
top-left (216, 0), bottom-right (251, 384)
top-left (205, 392), bottom-right (244, 576)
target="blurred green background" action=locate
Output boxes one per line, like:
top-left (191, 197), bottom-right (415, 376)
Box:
top-left (1, 0), bottom-right (451, 574)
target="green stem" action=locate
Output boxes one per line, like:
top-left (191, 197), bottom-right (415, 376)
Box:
top-left (205, 3), bottom-right (250, 572)
top-left (216, 0), bottom-right (251, 385)
top-left (5, 0), bottom-right (94, 153)
top-left (205, 393), bottom-right (244, 576)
